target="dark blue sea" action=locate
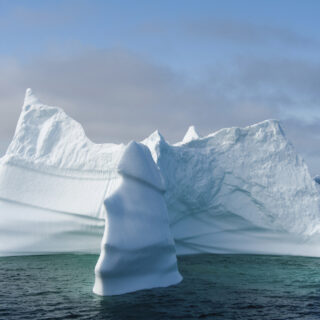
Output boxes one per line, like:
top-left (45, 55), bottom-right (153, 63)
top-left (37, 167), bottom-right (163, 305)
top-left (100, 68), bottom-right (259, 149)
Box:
top-left (1, 254), bottom-right (320, 319)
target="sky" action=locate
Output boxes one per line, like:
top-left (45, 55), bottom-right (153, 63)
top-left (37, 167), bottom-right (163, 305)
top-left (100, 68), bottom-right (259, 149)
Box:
top-left (0, 0), bottom-right (320, 174)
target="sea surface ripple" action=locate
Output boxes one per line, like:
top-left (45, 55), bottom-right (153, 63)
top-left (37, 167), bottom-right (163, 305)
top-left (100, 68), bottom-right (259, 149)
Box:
top-left (1, 254), bottom-right (320, 319)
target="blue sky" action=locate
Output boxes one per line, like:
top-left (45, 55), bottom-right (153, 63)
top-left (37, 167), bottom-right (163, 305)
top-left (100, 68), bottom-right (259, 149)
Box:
top-left (1, 0), bottom-right (320, 67)
top-left (0, 0), bottom-right (320, 173)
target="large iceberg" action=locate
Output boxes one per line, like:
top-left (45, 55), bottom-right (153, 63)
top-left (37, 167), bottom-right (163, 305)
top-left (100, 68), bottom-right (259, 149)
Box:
top-left (1, 89), bottom-right (320, 259)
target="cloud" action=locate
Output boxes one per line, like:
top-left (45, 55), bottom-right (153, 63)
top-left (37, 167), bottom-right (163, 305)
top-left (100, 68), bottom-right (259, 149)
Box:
top-left (206, 57), bottom-right (320, 118)
top-left (0, 1), bottom-right (89, 28)
top-left (138, 18), bottom-right (317, 48)
top-left (202, 57), bottom-right (320, 174)
top-left (183, 19), bottom-right (317, 47)
top-left (0, 49), bottom-right (319, 174)
top-left (0, 49), bottom-right (210, 144)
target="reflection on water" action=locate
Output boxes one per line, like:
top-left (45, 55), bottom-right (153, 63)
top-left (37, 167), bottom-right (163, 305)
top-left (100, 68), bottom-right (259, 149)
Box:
top-left (1, 253), bottom-right (320, 319)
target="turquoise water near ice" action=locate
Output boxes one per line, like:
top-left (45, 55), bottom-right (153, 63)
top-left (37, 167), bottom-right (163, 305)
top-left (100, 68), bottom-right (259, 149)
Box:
top-left (1, 254), bottom-right (320, 319)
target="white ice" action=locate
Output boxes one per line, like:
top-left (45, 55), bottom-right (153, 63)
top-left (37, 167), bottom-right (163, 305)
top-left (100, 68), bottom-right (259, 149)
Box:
top-left (175, 125), bottom-right (200, 145)
top-left (93, 141), bottom-right (182, 295)
top-left (0, 89), bottom-right (124, 255)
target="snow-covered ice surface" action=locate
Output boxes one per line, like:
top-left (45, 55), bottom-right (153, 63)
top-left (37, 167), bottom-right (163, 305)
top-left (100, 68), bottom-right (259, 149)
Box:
top-left (143, 123), bottom-right (320, 256)
top-left (1, 89), bottom-right (320, 258)
top-left (93, 141), bottom-right (182, 295)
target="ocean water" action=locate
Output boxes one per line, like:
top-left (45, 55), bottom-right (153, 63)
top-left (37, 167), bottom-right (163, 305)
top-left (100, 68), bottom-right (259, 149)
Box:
top-left (1, 254), bottom-right (320, 319)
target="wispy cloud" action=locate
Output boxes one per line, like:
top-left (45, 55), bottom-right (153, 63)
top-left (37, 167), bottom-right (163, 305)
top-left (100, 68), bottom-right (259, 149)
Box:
top-left (138, 18), bottom-right (317, 48)
top-left (184, 19), bottom-right (316, 47)
top-left (206, 57), bottom-right (320, 118)
top-left (0, 1), bottom-right (88, 28)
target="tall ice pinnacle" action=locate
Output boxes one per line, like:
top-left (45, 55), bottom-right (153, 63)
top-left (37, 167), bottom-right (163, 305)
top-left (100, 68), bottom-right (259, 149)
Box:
top-left (23, 88), bottom-right (40, 108)
top-left (93, 141), bottom-right (182, 296)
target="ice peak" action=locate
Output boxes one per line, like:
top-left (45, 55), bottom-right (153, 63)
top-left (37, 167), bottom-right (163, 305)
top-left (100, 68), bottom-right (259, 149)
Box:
top-left (141, 130), bottom-right (166, 164)
top-left (23, 88), bottom-right (40, 108)
top-left (143, 130), bottom-right (165, 145)
top-left (151, 130), bottom-right (165, 142)
top-left (182, 125), bottom-right (199, 144)
top-left (258, 119), bottom-right (285, 137)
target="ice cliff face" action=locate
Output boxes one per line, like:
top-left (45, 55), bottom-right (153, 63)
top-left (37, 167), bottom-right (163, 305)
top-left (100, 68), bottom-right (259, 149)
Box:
top-left (0, 90), bottom-right (125, 255)
top-left (143, 122), bottom-right (320, 254)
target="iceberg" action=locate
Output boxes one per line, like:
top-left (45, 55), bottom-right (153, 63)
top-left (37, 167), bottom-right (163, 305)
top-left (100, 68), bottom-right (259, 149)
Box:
top-left (1, 89), bottom-right (320, 261)
top-left (93, 141), bottom-right (182, 295)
